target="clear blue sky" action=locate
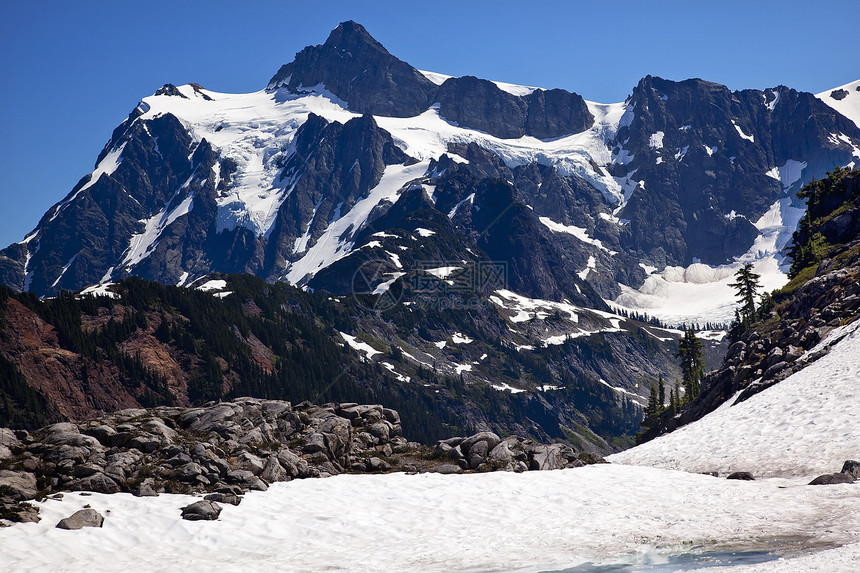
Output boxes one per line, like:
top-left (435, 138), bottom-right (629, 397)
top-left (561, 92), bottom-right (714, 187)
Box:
top-left (2, 0), bottom-right (858, 248)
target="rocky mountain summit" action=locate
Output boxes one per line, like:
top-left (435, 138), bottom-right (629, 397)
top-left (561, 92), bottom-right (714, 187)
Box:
top-left (0, 398), bottom-right (604, 524)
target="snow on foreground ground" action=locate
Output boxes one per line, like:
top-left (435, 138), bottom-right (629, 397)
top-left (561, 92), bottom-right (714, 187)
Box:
top-left (2, 327), bottom-right (858, 572)
top-left (1, 465), bottom-right (859, 573)
top-left (609, 319), bottom-right (860, 478)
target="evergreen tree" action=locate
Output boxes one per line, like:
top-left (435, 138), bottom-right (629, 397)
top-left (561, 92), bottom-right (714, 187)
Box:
top-left (657, 374), bottom-right (665, 412)
top-left (673, 380), bottom-right (681, 411)
top-left (676, 329), bottom-right (705, 402)
top-left (728, 263), bottom-right (762, 326)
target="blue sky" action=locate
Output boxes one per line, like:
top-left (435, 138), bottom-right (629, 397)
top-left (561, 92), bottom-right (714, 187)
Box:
top-left (1, 0), bottom-right (858, 248)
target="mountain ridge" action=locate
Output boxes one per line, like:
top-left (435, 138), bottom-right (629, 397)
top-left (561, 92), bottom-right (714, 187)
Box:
top-left (1, 21), bottom-right (859, 326)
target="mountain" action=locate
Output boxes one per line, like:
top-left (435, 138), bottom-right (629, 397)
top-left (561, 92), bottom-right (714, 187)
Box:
top-left (1, 21), bottom-right (859, 446)
top-left (1, 21), bottom-right (858, 323)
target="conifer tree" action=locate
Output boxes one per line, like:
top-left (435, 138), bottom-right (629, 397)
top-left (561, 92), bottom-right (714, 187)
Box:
top-left (676, 329), bottom-right (705, 402)
top-left (728, 263), bottom-right (762, 326)
top-left (657, 374), bottom-right (665, 411)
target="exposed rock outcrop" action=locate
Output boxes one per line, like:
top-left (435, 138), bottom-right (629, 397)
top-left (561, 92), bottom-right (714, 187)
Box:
top-left (0, 398), bottom-right (606, 524)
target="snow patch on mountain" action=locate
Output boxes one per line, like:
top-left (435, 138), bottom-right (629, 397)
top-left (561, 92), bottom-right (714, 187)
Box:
top-left (816, 79), bottom-right (860, 129)
top-left (539, 217), bottom-right (613, 253)
top-left (339, 332), bottom-right (381, 359)
top-left (116, 184), bottom-right (195, 274)
top-left (765, 159), bottom-right (807, 193)
top-left (50, 143), bottom-right (126, 223)
top-left (285, 160), bottom-right (430, 283)
top-left (732, 120), bottom-right (755, 142)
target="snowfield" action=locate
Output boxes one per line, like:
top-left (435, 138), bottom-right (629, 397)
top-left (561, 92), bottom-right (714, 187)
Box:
top-left (609, 318), bottom-right (860, 477)
top-left (1, 465), bottom-right (858, 572)
top-left (2, 322), bottom-right (859, 572)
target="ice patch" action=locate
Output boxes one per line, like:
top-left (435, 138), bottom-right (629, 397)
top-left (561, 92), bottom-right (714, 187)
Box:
top-left (78, 283), bottom-right (119, 299)
top-left (766, 160), bottom-right (807, 192)
top-left (447, 193), bottom-right (474, 219)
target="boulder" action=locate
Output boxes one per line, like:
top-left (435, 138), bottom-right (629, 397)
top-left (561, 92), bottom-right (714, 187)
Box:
top-left (425, 464), bottom-right (462, 474)
top-left (809, 473), bottom-right (854, 485)
top-left (180, 500), bottom-right (222, 521)
top-left (237, 452), bottom-right (265, 476)
top-left (84, 425), bottom-right (117, 446)
top-left (841, 460), bottom-right (860, 479)
top-left (1, 428), bottom-right (22, 458)
top-left (277, 449), bottom-right (310, 478)
top-left (0, 470), bottom-right (38, 501)
top-left (56, 508), bottom-right (104, 530)
top-left (205, 492), bottom-right (242, 506)
top-left (175, 462), bottom-right (204, 482)
top-left (460, 432), bottom-right (501, 456)
top-left (66, 472), bottom-right (121, 494)
top-left (726, 472), bottom-right (755, 481)
top-left (467, 440), bottom-right (490, 469)
top-left (368, 457), bottom-right (392, 472)
top-left (260, 456), bottom-right (287, 483)
top-left (130, 479), bottom-right (159, 497)
top-left (529, 444), bottom-right (565, 471)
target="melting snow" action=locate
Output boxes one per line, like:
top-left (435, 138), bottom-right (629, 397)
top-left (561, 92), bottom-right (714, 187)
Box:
top-left (648, 131), bottom-right (664, 149)
top-left (731, 120), bottom-right (755, 142)
top-left (78, 283), bottom-right (118, 299)
top-left (424, 266), bottom-right (460, 279)
top-left (577, 255), bottom-right (596, 280)
top-left (196, 279), bottom-right (227, 292)
top-left (447, 193), bottom-right (474, 218)
top-left (414, 227), bottom-right (436, 237)
top-left (612, 320), bottom-right (860, 477)
top-left (339, 332), bottom-right (381, 360)
top-left (451, 333), bottom-right (473, 344)
top-left (491, 382), bottom-right (526, 393)
top-left (539, 217), bottom-right (613, 253)
top-left (50, 254), bottom-right (77, 288)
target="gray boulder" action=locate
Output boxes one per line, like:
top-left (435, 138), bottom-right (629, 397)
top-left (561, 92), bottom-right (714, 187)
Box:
top-left (205, 492), bottom-right (242, 506)
top-left (425, 464), bottom-right (462, 474)
top-left (0, 470), bottom-right (38, 501)
top-left (260, 455), bottom-right (287, 483)
top-left (66, 472), bottom-right (121, 494)
top-left (56, 508), bottom-right (104, 530)
top-left (0, 428), bottom-right (21, 459)
top-left (181, 500), bottom-right (222, 521)
top-left (529, 444), bottom-right (565, 471)
top-left (460, 432), bottom-right (501, 457)
top-left (841, 460), bottom-right (860, 479)
top-left (809, 473), bottom-right (855, 485)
